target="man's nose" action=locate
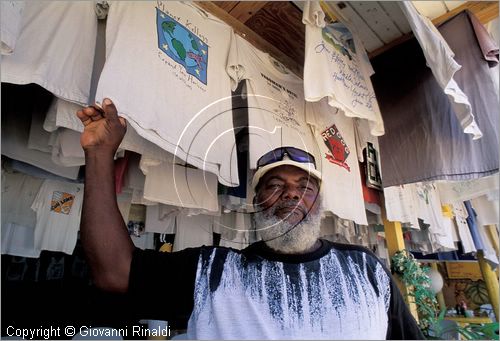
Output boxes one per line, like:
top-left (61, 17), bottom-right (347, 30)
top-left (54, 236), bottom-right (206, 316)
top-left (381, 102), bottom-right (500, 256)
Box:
top-left (281, 185), bottom-right (301, 200)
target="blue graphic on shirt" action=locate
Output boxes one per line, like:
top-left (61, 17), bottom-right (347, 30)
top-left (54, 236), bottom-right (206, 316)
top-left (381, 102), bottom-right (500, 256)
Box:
top-left (322, 22), bottom-right (356, 60)
top-left (156, 7), bottom-right (208, 85)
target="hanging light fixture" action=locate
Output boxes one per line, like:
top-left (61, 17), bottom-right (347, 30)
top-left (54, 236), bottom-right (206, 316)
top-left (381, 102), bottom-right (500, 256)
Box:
top-left (428, 267), bottom-right (444, 294)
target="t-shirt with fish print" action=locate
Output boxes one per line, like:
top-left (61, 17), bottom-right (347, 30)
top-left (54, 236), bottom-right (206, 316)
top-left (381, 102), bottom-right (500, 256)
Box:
top-left (128, 239), bottom-right (424, 339)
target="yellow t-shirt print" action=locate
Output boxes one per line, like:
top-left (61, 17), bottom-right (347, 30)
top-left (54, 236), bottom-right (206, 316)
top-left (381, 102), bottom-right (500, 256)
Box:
top-left (50, 191), bottom-right (75, 215)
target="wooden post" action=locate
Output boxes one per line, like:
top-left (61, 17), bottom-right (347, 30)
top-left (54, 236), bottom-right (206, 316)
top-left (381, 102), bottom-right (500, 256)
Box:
top-left (381, 203), bottom-right (419, 322)
top-left (485, 225), bottom-right (499, 257)
top-left (484, 224), bottom-right (500, 287)
top-left (477, 250), bottom-right (499, 321)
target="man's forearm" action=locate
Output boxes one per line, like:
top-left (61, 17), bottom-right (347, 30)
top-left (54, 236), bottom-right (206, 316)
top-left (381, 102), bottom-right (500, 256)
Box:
top-left (81, 150), bottom-right (135, 292)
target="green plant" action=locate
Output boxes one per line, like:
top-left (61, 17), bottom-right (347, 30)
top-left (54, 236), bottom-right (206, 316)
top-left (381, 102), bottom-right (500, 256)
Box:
top-left (428, 309), bottom-right (499, 340)
top-left (465, 281), bottom-right (490, 306)
top-left (391, 250), bottom-right (439, 336)
top-left (457, 322), bottom-right (499, 340)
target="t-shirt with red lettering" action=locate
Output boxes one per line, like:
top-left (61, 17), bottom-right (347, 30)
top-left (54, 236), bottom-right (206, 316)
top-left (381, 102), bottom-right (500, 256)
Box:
top-left (306, 99), bottom-right (367, 224)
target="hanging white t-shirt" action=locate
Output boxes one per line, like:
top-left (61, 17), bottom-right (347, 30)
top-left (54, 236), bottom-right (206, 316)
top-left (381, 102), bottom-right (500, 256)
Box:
top-left (174, 213), bottom-right (213, 251)
top-left (413, 183), bottom-right (448, 236)
top-left (145, 204), bottom-right (178, 234)
top-left (230, 35), bottom-right (317, 168)
top-left (429, 217), bottom-right (456, 251)
top-left (28, 108), bottom-right (54, 153)
top-left (306, 99), bottom-right (367, 225)
top-left (31, 180), bottom-right (84, 255)
top-left (383, 185), bottom-right (420, 229)
top-left (2, 171), bottom-right (43, 228)
top-left (2, 101), bottom-right (80, 180)
top-left (471, 195), bottom-right (499, 226)
top-left (131, 232), bottom-right (155, 251)
top-left (214, 212), bottom-right (252, 250)
top-left (117, 190), bottom-right (133, 223)
top-left (1, 1), bottom-right (97, 105)
top-left (1, 223), bottom-right (40, 258)
top-left (49, 129), bottom-right (86, 167)
top-left (95, 1), bottom-right (238, 186)
top-left (451, 202), bottom-right (477, 254)
top-left (476, 224), bottom-right (499, 266)
top-left (302, 1), bottom-right (384, 137)
top-left (46, 98), bottom-right (168, 165)
top-left (398, 2), bottom-right (482, 139)
top-left (437, 174), bottom-right (499, 204)
top-left (44, 99), bottom-right (84, 133)
top-left (1, 171), bottom-right (43, 258)
top-left (140, 157), bottom-right (219, 213)
top-left (0, 1), bottom-right (25, 54)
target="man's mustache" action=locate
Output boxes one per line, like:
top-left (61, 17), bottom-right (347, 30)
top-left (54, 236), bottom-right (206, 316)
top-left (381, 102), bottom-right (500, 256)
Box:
top-left (269, 200), bottom-right (307, 216)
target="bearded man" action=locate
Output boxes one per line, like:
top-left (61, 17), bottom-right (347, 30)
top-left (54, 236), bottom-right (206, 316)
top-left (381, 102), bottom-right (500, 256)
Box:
top-left (78, 99), bottom-right (424, 340)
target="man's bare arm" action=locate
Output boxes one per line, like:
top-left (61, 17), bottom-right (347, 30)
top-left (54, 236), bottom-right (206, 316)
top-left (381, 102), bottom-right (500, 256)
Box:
top-left (77, 98), bottom-right (134, 293)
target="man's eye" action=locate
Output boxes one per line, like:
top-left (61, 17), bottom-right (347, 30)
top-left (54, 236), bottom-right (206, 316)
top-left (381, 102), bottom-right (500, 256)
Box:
top-left (268, 183), bottom-right (283, 189)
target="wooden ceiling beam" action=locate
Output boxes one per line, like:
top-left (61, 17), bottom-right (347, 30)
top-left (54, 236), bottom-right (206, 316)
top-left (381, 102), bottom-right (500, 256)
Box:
top-left (432, 1), bottom-right (499, 26)
top-left (368, 1), bottom-right (499, 59)
top-left (213, 1), bottom-right (239, 13)
top-left (195, 1), bottom-right (303, 77)
top-left (229, 2), bottom-right (268, 23)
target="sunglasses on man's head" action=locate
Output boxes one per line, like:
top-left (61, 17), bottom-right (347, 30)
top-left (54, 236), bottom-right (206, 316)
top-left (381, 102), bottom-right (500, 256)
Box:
top-left (256, 147), bottom-right (317, 169)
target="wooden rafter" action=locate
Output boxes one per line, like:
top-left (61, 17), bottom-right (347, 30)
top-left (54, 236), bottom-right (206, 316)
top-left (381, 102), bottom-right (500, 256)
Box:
top-left (227, 2), bottom-right (268, 23)
top-left (195, 1), bottom-right (303, 76)
top-left (433, 1), bottom-right (499, 26)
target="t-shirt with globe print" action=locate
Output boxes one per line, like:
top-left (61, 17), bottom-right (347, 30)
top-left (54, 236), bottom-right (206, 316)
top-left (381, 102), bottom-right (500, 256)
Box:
top-left (156, 8), bottom-right (209, 85)
top-left (96, 1), bottom-right (239, 187)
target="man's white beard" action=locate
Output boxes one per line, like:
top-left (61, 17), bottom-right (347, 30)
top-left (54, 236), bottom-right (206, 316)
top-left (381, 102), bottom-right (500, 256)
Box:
top-left (253, 199), bottom-right (322, 254)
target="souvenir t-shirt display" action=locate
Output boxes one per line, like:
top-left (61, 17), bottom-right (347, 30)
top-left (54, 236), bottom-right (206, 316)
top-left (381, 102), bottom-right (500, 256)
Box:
top-left (230, 35), bottom-right (317, 169)
top-left (95, 1), bottom-right (238, 186)
top-left (128, 240), bottom-right (424, 339)
top-left (302, 1), bottom-right (384, 137)
top-left (306, 99), bottom-right (367, 225)
top-left (1, 1), bottom-right (97, 105)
